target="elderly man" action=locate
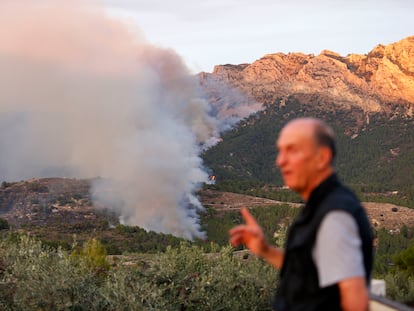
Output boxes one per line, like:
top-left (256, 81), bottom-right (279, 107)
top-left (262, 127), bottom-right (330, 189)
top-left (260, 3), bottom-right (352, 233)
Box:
top-left (229, 118), bottom-right (373, 311)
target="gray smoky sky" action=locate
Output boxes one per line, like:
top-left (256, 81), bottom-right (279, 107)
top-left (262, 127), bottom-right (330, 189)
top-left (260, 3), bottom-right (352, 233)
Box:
top-left (0, 0), bottom-right (261, 239)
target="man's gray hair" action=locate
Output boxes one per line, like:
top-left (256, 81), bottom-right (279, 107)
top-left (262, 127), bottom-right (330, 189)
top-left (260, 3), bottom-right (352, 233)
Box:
top-left (313, 120), bottom-right (337, 161)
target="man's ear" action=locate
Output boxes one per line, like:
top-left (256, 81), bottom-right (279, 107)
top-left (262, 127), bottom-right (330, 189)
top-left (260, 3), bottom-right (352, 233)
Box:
top-left (316, 146), bottom-right (332, 169)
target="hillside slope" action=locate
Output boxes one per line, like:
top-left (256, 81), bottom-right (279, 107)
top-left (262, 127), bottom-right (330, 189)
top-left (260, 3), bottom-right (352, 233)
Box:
top-left (202, 97), bottom-right (414, 206)
top-left (1, 178), bottom-right (413, 236)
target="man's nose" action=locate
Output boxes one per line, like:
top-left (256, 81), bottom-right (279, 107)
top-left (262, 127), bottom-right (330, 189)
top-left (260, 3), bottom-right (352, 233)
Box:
top-left (276, 152), bottom-right (284, 167)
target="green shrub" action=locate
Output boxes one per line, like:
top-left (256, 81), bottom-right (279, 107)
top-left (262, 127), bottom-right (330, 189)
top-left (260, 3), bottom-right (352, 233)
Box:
top-left (139, 242), bottom-right (277, 310)
top-left (0, 235), bottom-right (277, 310)
top-left (0, 218), bottom-right (9, 230)
top-left (0, 235), bottom-right (109, 310)
top-left (385, 271), bottom-right (414, 304)
top-left (394, 244), bottom-right (414, 276)
top-left (72, 238), bottom-right (110, 273)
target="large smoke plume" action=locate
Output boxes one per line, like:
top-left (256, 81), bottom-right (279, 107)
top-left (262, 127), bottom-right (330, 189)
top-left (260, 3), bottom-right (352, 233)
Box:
top-left (0, 0), bottom-right (261, 239)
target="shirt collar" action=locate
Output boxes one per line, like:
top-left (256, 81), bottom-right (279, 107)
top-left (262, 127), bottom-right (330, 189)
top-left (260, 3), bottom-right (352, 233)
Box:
top-left (305, 173), bottom-right (340, 210)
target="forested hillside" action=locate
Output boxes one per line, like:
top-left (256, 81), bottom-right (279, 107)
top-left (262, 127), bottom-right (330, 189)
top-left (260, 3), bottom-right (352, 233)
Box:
top-left (202, 96), bottom-right (414, 207)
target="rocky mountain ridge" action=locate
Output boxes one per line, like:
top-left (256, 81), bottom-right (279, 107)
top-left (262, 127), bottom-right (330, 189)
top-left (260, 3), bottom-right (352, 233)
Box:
top-left (199, 36), bottom-right (414, 115)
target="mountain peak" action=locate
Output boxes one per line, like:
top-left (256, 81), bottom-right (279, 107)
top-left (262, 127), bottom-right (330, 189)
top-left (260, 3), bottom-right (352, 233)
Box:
top-left (201, 36), bottom-right (414, 114)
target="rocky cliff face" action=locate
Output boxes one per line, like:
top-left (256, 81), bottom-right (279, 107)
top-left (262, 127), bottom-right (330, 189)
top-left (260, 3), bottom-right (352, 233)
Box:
top-left (199, 36), bottom-right (414, 115)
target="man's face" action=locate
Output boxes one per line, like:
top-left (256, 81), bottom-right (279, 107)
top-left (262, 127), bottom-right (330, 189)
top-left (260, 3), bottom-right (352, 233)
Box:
top-left (275, 122), bottom-right (321, 199)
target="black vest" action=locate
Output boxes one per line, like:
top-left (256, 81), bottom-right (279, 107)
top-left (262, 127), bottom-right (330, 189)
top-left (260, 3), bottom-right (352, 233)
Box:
top-left (273, 174), bottom-right (373, 311)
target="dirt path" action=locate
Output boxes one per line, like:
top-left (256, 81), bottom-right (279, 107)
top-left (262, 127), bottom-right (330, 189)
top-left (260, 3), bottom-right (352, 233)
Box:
top-left (200, 190), bottom-right (414, 231)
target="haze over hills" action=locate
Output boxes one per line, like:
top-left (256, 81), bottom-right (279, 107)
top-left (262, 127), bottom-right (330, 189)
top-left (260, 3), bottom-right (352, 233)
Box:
top-left (1, 31), bottom-right (414, 242)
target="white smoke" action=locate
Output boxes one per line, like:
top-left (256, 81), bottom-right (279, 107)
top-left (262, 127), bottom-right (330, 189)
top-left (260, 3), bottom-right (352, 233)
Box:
top-left (198, 73), bottom-right (264, 132)
top-left (0, 0), bottom-right (220, 239)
